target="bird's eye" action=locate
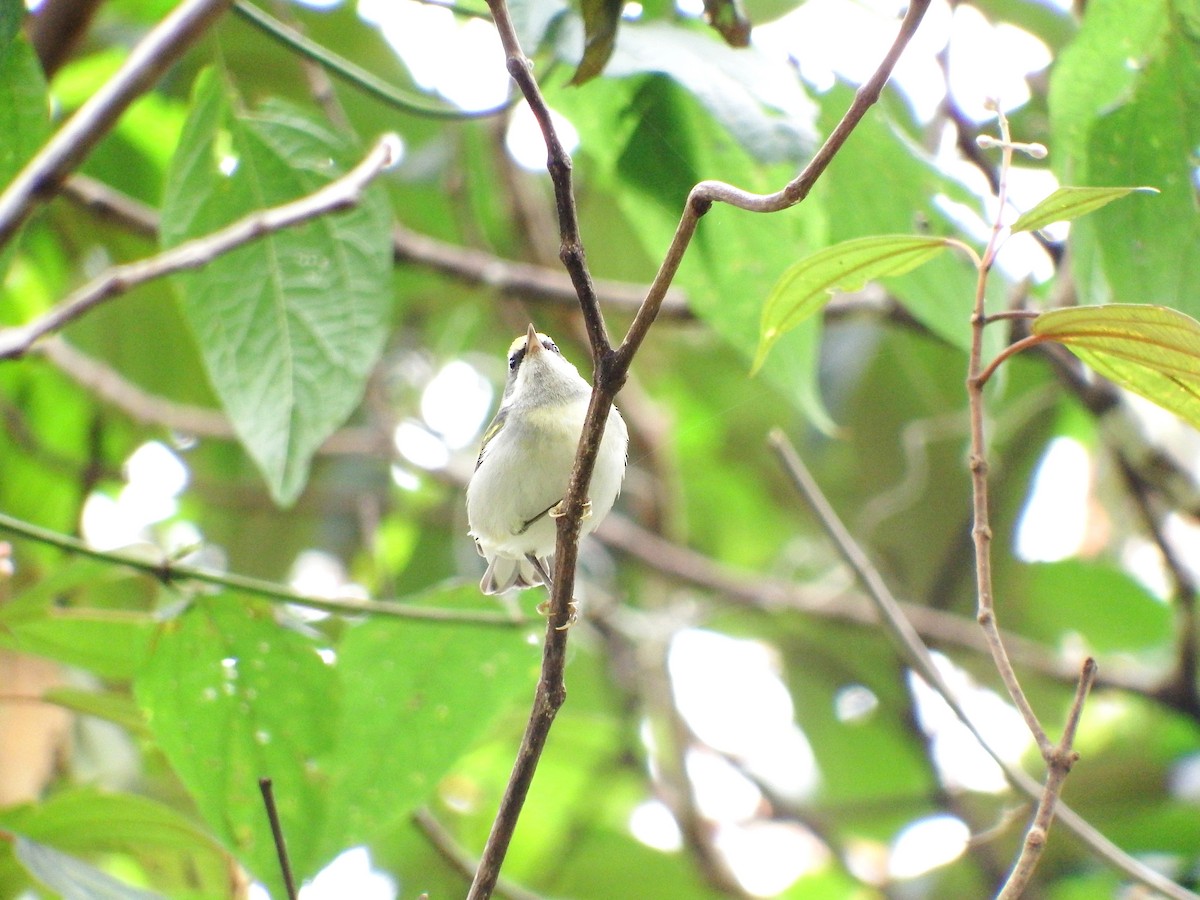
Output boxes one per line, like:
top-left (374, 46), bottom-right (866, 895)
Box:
top-left (543, 339), bottom-right (559, 354)
top-left (508, 348), bottom-right (525, 371)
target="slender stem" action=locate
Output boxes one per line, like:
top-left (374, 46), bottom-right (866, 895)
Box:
top-left (257, 778), bottom-right (298, 900)
top-left (0, 134), bottom-right (402, 360)
top-left (231, 1), bottom-right (513, 119)
top-left (965, 112), bottom-right (1051, 755)
top-left (0, 0), bottom-right (232, 250)
top-left (976, 332), bottom-right (1050, 388)
top-left (0, 510), bottom-right (523, 625)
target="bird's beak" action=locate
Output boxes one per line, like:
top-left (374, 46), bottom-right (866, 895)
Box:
top-left (526, 323), bottom-right (541, 357)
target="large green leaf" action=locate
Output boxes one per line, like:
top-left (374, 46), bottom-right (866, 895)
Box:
top-left (160, 69), bottom-right (393, 506)
top-left (1009, 186), bottom-right (1157, 234)
top-left (0, 788), bottom-right (232, 899)
top-left (0, 607), bottom-right (156, 680)
top-left (134, 600), bottom-right (337, 897)
top-left (599, 21), bottom-right (816, 164)
top-left (1033, 304), bottom-right (1200, 430)
top-left (753, 235), bottom-right (953, 372)
top-left (319, 584), bottom-right (539, 854)
top-left (1048, 0), bottom-right (1200, 316)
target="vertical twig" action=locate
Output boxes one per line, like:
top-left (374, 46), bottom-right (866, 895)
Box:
top-left (969, 109), bottom-right (1101, 895)
top-left (965, 109), bottom-right (1052, 756)
top-left (258, 777), bottom-right (298, 900)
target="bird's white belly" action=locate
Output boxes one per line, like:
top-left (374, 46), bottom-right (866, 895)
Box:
top-left (467, 400), bottom-right (626, 560)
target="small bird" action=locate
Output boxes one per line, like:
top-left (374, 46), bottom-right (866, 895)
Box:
top-left (467, 324), bottom-right (628, 596)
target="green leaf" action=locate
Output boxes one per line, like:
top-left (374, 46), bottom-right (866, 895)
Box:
top-left (320, 584), bottom-right (539, 853)
top-left (160, 69), bottom-right (393, 505)
top-left (1033, 304), bottom-right (1200, 430)
top-left (0, 789), bottom-right (231, 899)
top-left (1010, 186), bottom-right (1158, 234)
top-left (134, 599), bottom-right (337, 896)
top-left (572, 0), bottom-right (623, 84)
top-left (42, 686), bottom-right (150, 734)
top-left (0, 37), bottom-right (48, 279)
top-left (602, 23), bottom-right (816, 164)
top-left (0, 0), bottom-right (22, 50)
top-left (0, 608), bottom-right (156, 681)
top-left (9, 835), bottom-right (167, 900)
top-left (753, 235), bottom-right (953, 372)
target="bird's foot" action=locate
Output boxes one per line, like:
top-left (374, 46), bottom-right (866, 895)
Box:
top-left (550, 498), bottom-right (592, 520)
top-left (536, 597), bottom-right (579, 630)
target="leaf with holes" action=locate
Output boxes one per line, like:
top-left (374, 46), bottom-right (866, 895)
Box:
top-left (1033, 304), bottom-right (1200, 430)
top-left (160, 69), bottom-right (393, 506)
top-left (1010, 185), bottom-right (1157, 234)
top-left (753, 234), bottom-right (954, 373)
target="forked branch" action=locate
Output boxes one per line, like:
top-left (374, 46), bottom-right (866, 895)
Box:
top-left (467, 2), bottom-right (934, 897)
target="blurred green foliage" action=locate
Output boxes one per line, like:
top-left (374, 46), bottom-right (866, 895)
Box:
top-left (2, 0), bottom-right (1200, 897)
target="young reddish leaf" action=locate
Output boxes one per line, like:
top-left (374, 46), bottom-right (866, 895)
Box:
top-left (1033, 304), bottom-right (1200, 430)
top-left (1010, 185), bottom-right (1157, 234)
top-left (753, 234), bottom-right (952, 373)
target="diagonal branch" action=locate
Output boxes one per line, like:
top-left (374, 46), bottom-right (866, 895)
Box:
top-left (615, 0), bottom-right (933, 368)
top-left (0, 0), bottom-right (232, 250)
top-left (0, 134), bottom-right (402, 360)
top-left (768, 430), bottom-right (1196, 900)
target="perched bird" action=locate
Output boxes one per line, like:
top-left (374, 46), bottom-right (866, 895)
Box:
top-left (467, 324), bottom-right (628, 596)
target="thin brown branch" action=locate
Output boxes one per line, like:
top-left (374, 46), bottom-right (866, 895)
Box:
top-left (0, 0), bottom-right (232, 250)
top-left (767, 431), bottom-right (1198, 900)
top-left (966, 113), bottom-right (1051, 756)
top-left (468, 3), bottom-right (935, 896)
top-left (60, 175), bottom-right (160, 238)
top-left (393, 223), bottom-right (690, 316)
top-left (615, 0), bottom-right (933, 369)
top-left (0, 134), bottom-right (402, 360)
top-left (57, 176), bottom-right (687, 316)
top-left (486, 3), bottom-right (610, 358)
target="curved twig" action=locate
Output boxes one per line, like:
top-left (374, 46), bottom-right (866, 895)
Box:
top-left (231, 0), bottom-right (517, 120)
